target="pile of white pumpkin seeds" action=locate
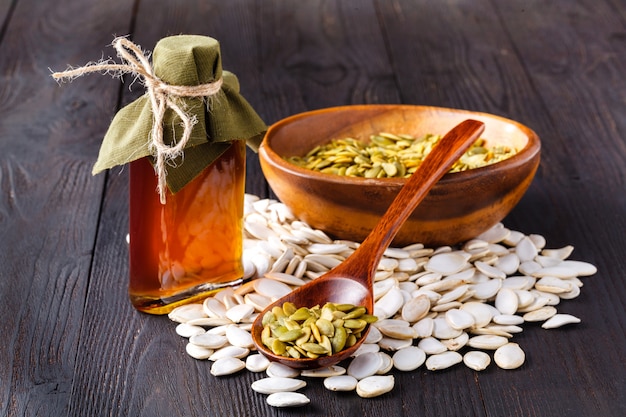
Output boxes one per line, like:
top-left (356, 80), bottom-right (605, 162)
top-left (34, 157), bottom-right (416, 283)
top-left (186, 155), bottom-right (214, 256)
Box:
top-left (168, 194), bottom-right (597, 408)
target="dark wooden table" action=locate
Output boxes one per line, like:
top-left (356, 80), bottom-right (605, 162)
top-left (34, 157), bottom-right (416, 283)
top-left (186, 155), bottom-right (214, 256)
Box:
top-left (1, 0), bottom-right (625, 416)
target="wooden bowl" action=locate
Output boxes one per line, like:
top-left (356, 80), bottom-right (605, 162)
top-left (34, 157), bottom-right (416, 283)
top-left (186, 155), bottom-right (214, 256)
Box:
top-left (259, 105), bottom-right (540, 246)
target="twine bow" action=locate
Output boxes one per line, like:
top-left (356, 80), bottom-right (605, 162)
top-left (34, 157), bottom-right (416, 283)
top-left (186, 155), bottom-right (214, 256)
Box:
top-left (52, 37), bottom-right (224, 203)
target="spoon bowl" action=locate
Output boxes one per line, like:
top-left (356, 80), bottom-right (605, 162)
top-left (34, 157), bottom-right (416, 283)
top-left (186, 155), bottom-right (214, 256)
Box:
top-left (251, 119), bottom-right (486, 369)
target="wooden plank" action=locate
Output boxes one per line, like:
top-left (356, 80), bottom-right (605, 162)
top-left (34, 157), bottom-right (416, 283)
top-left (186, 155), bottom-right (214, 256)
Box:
top-left (0, 0), bottom-right (15, 37)
top-left (377, 1), bottom-right (625, 416)
top-left (254, 0), bottom-right (402, 121)
top-left (482, 1), bottom-right (626, 416)
top-left (0, 0), bottom-right (134, 416)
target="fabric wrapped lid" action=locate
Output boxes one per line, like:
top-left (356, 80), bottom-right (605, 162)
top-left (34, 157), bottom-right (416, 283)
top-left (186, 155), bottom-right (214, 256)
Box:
top-left (92, 35), bottom-right (266, 193)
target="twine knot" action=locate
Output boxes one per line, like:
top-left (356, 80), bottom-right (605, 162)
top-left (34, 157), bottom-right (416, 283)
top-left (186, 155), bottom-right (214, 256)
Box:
top-left (52, 37), bottom-right (223, 203)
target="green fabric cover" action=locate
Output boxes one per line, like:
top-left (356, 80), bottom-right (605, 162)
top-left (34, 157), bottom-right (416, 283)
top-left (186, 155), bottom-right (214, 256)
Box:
top-left (92, 35), bottom-right (266, 193)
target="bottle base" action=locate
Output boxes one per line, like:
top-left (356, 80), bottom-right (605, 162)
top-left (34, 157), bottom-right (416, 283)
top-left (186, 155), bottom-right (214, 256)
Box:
top-left (130, 278), bottom-right (244, 315)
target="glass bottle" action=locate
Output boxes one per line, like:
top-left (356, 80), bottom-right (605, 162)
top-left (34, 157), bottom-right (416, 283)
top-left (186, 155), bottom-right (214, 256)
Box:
top-left (128, 140), bottom-right (246, 314)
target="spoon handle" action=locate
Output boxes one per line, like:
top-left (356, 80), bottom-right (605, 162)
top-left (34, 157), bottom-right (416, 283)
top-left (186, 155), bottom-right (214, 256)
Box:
top-left (343, 119), bottom-right (485, 280)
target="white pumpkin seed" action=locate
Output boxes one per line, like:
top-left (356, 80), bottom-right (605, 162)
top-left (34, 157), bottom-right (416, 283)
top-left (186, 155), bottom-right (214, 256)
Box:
top-left (531, 289), bottom-right (561, 306)
top-left (363, 325), bottom-right (383, 344)
top-left (266, 392), bottom-right (310, 408)
top-left (225, 325), bottom-right (254, 348)
top-left (244, 220), bottom-right (274, 240)
top-left (417, 337), bottom-right (447, 355)
top-left (425, 253), bottom-right (468, 275)
top-left (378, 257), bottom-right (400, 271)
top-left (374, 287), bottom-right (405, 319)
top-left (494, 343), bottom-right (525, 369)
top-left (421, 278), bottom-right (465, 293)
top-left (392, 346), bottom-right (426, 371)
top-left (460, 302), bottom-right (495, 328)
top-left (381, 247), bottom-right (408, 258)
top-left (516, 294), bottom-right (550, 313)
top-left (189, 332), bottom-right (229, 350)
top-left (541, 245), bottom-right (574, 260)
top-left (209, 346), bottom-right (250, 361)
top-left (559, 284), bottom-right (581, 300)
top-left (175, 323), bottom-right (206, 338)
top-left (266, 362), bottom-right (301, 378)
top-left (324, 375), bottom-right (358, 391)
top-left (263, 271), bottom-right (306, 287)
top-left (304, 253), bottom-right (342, 269)
top-left (432, 317), bottom-right (463, 339)
top-left (185, 343), bottom-right (213, 360)
top-left (414, 271), bottom-right (443, 286)
top-left (501, 276), bottom-right (535, 291)
top-left (307, 243), bottom-right (349, 254)
top-left (245, 354), bottom-right (270, 372)
top-left (378, 324), bottom-right (417, 340)
top-left (244, 293), bottom-right (271, 312)
top-left (522, 306), bottom-right (558, 322)
top-left (441, 332), bottom-right (469, 351)
top-left (515, 290), bottom-right (535, 308)
top-left (401, 295), bottom-right (431, 323)
top-left (397, 257), bottom-right (419, 272)
top-left (251, 377), bottom-right (307, 394)
top-left (203, 297), bottom-right (227, 319)
top-left (437, 284), bottom-right (470, 305)
top-left (445, 308), bottom-right (475, 330)
top-left (516, 237), bottom-right (538, 262)
top-left (203, 325), bottom-right (229, 337)
top-left (489, 324), bottom-right (523, 334)
top-left (356, 375), bottom-right (395, 398)
top-left (541, 314), bottom-right (581, 329)
top-left (467, 334), bottom-right (509, 350)
top-left (252, 278), bottom-right (292, 299)
top-left (495, 288), bottom-right (519, 315)
top-left (470, 327), bottom-right (513, 338)
top-left (470, 278), bottom-right (502, 300)
top-left (426, 351), bottom-right (463, 371)
top-left (301, 365), bottom-right (346, 378)
top-left (476, 223), bottom-right (510, 243)
top-left (412, 317), bottom-right (434, 338)
top-left (529, 234), bottom-right (546, 249)
top-left (463, 351), bottom-right (491, 371)
top-left (169, 304), bottom-right (207, 323)
top-left (210, 357), bottom-right (246, 376)
top-left (557, 260), bottom-right (597, 276)
top-left (347, 352), bottom-right (384, 380)
top-left (502, 230), bottom-right (524, 246)
top-left (373, 277), bottom-right (397, 299)
top-left (535, 255), bottom-right (564, 268)
top-left (475, 261), bottom-right (507, 279)
top-left (519, 260), bottom-right (542, 276)
top-left (225, 303), bottom-right (254, 323)
top-left (493, 314), bottom-right (525, 325)
top-left (352, 343), bottom-right (381, 357)
top-left (494, 253), bottom-right (520, 275)
top-left (377, 352), bottom-right (394, 374)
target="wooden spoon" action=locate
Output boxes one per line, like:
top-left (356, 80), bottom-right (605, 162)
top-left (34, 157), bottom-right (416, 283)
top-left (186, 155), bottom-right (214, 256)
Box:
top-left (251, 119), bottom-right (486, 369)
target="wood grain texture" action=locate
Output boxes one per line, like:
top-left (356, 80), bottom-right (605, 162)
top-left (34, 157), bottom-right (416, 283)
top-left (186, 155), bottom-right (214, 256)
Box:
top-left (1, 0), bottom-right (624, 416)
top-left (0, 0), bottom-right (133, 416)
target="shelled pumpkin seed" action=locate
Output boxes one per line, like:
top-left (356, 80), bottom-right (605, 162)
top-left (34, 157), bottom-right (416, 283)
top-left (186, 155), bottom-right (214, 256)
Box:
top-left (285, 132), bottom-right (518, 177)
top-left (260, 302), bottom-right (377, 358)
